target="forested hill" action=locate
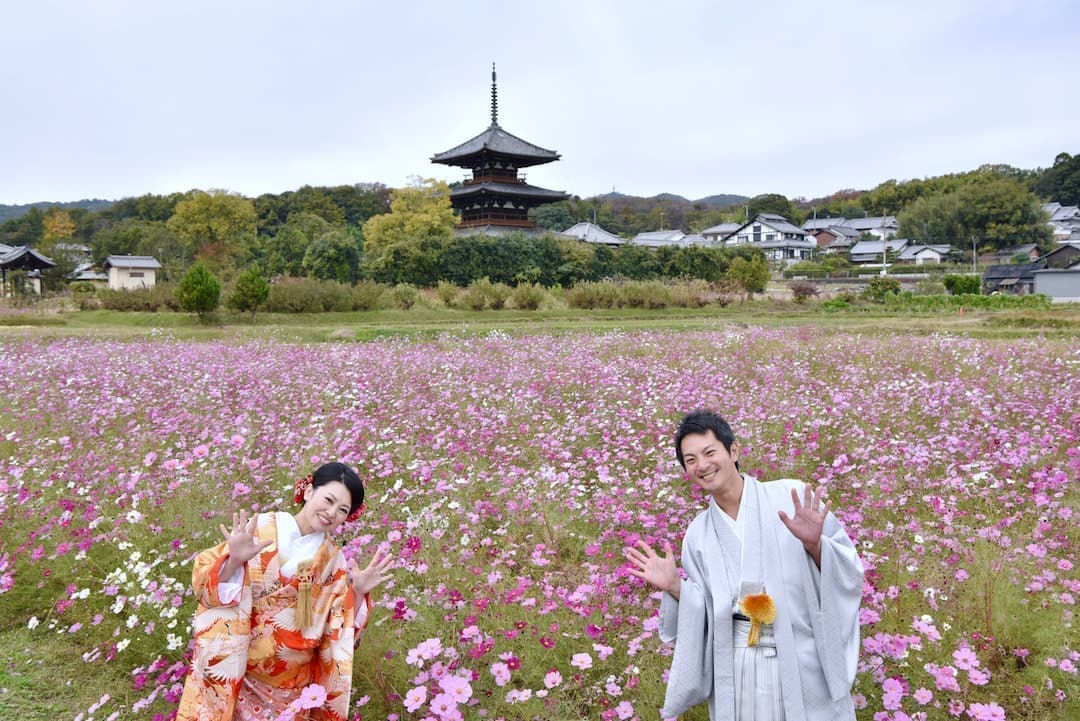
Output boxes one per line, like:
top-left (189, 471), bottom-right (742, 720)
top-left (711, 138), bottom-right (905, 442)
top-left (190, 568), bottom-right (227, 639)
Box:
top-left (595, 192), bottom-right (749, 210)
top-left (0, 199), bottom-right (113, 223)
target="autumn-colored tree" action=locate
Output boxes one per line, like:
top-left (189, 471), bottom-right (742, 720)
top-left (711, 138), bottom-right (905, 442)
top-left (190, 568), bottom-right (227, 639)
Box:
top-left (360, 178), bottom-right (457, 282)
top-left (166, 190), bottom-right (256, 276)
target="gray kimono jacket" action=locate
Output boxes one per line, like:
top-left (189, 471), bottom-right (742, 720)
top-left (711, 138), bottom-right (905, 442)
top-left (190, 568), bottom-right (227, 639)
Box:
top-left (659, 475), bottom-right (863, 721)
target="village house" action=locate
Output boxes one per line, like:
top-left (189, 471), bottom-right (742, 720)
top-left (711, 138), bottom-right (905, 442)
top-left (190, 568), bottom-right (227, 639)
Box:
top-left (847, 238), bottom-right (909, 265)
top-left (562, 221), bottom-right (625, 247)
top-left (723, 213), bottom-right (816, 264)
top-left (103, 255), bottom-right (162, 290)
top-left (896, 244), bottom-right (953, 265)
top-left (982, 261), bottom-right (1046, 295)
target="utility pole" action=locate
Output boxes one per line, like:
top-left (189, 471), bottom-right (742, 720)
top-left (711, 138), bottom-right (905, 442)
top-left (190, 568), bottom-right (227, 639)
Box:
top-left (971, 234), bottom-right (977, 274)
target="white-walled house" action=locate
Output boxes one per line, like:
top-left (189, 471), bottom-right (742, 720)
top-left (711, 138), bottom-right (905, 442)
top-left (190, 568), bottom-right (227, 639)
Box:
top-left (725, 214), bottom-right (816, 264)
top-left (103, 255), bottom-right (161, 290)
top-left (897, 244), bottom-right (952, 265)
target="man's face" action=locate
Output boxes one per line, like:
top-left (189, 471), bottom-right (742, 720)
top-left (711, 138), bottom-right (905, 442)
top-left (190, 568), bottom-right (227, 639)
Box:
top-left (680, 430), bottom-right (741, 499)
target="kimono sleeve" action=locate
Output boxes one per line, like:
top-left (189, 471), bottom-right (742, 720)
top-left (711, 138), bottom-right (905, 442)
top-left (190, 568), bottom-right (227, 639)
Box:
top-left (659, 529), bottom-right (715, 719)
top-left (803, 510), bottom-right (864, 702)
top-left (313, 564), bottom-right (356, 721)
top-left (191, 540), bottom-right (244, 608)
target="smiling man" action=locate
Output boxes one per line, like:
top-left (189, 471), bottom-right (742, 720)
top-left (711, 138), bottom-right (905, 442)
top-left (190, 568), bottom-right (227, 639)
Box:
top-left (627, 409), bottom-right (864, 721)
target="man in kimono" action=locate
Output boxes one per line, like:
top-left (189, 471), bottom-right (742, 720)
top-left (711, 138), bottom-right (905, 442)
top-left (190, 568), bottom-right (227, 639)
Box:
top-left (627, 410), bottom-right (863, 721)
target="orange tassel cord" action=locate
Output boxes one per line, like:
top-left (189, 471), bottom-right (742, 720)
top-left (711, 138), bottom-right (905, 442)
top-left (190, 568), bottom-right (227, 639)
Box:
top-left (740, 591), bottom-right (777, 647)
top-left (295, 561), bottom-right (313, 629)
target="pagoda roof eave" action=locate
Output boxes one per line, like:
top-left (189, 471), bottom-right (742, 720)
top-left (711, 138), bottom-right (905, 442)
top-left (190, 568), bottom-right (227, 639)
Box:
top-left (432, 123), bottom-right (560, 168)
top-left (450, 182), bottom-right (569, 203)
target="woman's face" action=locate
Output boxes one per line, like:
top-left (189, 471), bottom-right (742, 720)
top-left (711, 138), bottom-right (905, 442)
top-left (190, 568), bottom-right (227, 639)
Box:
top-left (296, 480), bottom-right (353, 535)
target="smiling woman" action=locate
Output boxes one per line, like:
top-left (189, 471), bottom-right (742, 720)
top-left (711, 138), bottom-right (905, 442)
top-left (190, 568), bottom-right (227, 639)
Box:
top-left (176, 462), bottom-right (393, 721)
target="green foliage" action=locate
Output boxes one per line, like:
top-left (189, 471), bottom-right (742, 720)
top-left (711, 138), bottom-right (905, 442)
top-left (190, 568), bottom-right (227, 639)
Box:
top-left (1034, 151), bottom-right (1080, 205)
top-left (530, 202), bottom-right (576, 231)
top-left (882, 293), bottom-right (1051, 311)
top-left (509, 282), bottom-right (548, 310)
top-left (726, 254), bottom-right (770, 300)
top-left (361, 178), bottom-right (457, 280)
top-left (350, 280), bottom-right (386, 311)
top-left (263, 277), bottom-right (353, 313)
top-left (174, 263), bottom-right (221, 318)
top-left (943, 274), bottom-right (982, 295)
top-left (388, 283), bottom-right (419, 310)
top-left (748, 193), bottom-right (798, 222)
top-left (97, 284), bottom-right (181, 312)
top-left (457, 277), bottom-right (512, 310)
top-left (302, 227), bottom-right (361, 284)
top-left (436, 280), bottom-right (459, 307)
top-left (861, 275), bottom-right (902, 302)
top-left (564, 280), bottom-right (622, 309)
top-left (166, 190), bottom-right (257, 275)
top-left (227, 264), bottom-right (270, 321)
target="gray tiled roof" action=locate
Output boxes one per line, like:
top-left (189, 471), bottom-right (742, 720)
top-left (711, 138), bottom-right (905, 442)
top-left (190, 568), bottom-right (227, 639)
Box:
top-left (802, 217), bottom-right (847, 230)
top-left (562, 222), bottom-right (625, 245)
top-left (0, 244), bottom-right (55, 269)
top-left (450, 182), bottom-right (568, 202)
top-left (104, 255), bottom-right (162, 270)
top-left (432, 124), bottom-right (560, 168)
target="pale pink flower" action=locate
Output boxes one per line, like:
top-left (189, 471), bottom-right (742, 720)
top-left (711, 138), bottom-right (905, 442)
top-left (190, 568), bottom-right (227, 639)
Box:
top-left (571, 652), bottom-right (593, 670)
top-left (404, 686), bottom-right (427, 713)
top-left (544, 669), bottom-right (562, 688)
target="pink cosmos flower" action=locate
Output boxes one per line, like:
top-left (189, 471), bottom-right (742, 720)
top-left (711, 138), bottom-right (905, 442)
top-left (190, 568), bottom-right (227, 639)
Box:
top-left (428, 692), bottom-right (457, 719)
top-left (913, 688), bottom-right (933, 704)
top-left (615, 700), bottom-right (634, 719)
top-left (296, 683), bottom-right (327, 710)
top-left (404, 686), bottom-right (427, 713)
top-left (544, 670), bottom-right (562, 689)
top-left (490, 661), bottom-right (510, 686)
top-left (571, 652), bottom-right (593, 670)
top-left (952, 647), bottom-right (979, 670)
top-left (438, 675), bottom-right (472, 703)
top-left (966, 702), bottom-right (1005, 721)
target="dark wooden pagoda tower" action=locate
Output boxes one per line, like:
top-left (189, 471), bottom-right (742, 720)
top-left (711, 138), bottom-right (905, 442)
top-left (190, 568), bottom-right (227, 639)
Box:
top-left (431, 65), bottom-right (568, 232)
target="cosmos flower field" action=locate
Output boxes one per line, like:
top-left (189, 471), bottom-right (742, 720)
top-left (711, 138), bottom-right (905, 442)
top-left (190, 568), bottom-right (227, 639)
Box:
top-left (0, 328), bottom-right (1075, 721)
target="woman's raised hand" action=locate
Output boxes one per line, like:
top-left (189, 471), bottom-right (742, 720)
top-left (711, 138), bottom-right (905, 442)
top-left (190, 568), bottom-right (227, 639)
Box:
top-left (220, 510), bottom-right (273, 568)
top-left (348, 548), bottom-right (394, 598)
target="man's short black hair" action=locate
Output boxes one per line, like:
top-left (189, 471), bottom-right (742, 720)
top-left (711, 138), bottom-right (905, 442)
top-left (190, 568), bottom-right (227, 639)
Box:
top-left (674, 409), bottom-right (738, 469)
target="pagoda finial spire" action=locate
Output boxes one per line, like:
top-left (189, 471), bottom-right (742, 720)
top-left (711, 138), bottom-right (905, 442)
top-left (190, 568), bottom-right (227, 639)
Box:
top-left (490, 62), bottom-right (498, 126)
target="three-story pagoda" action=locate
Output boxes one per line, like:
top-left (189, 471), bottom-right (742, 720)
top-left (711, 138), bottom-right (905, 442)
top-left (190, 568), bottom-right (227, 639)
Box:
top-left (432, 66), bottom-right (568, 233)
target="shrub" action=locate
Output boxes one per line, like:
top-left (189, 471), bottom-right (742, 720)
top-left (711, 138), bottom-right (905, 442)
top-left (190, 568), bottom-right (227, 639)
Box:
top-left (565, 281), bottom-right (620, 309)
top-left (789, 281), bottom-right (821, 303)
top-left (508, 282), bottom-right (546, 310)
top-left (266, 278), bottom-right (324, 313)
top-left (176, 264), bottom-right (221, 318)
top-left (669, 279), bottom-right (712, 308)
top-left (227, 264), bottom-right (270, 321)
top-left (943, 274), bottom-right (981, 295)
top-left (388, 283), bottom-right (418, 310)
top-left (351, 280), bottom-right (386, 311)
top-left (620, 280), bottom-right (671, 308)
top-left (862, 275), bottom-right (902, 302)
top-left (436, 280), bottom-right (459, 307)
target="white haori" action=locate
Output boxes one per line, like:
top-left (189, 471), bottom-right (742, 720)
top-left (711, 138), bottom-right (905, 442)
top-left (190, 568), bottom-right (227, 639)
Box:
top-left (659, 475), bottom-right (863, 721)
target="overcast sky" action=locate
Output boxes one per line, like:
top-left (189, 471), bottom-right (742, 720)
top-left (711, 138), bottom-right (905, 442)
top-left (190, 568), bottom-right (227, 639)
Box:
top-left (2, 0), bottom-right (1078, 206)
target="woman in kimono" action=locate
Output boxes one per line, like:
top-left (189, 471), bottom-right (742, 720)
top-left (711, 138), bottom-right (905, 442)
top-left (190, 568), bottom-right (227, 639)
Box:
top-left (627, 410), bottom-right (863, 721)
top-left (177, 462), bottom-right (393, 721)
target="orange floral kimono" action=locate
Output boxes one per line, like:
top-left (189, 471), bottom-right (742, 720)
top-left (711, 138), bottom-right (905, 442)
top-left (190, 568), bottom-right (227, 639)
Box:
top-left (177, 513), bottom-right (366, 721)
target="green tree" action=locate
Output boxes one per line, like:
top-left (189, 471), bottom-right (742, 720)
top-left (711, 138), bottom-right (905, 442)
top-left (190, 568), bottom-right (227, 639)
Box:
top-left (228, 263), bottom-right (270, 322)
top-left (262, 212), bottom-right (334, 278)
top-left (748, 194), bottom-right (795, 221)
top-left (530, 202), bottom-right (576, 232)
top-left (360, 178), bottom-right (457, 282)
top-left (175, 262), bottom-right (221, 318)
top-left (166, 190), bottom-right (257, 275)
top-left (954, 173), bottom-right (1051, 249)
top-left (90, 219), bottom-right (184, 278)
top-left (302, 228), bottom-right (361, 283)
top-left (1034, 151), bottom-right (1080, 206)
top-left (726, 253), bottom-right (770, 301)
